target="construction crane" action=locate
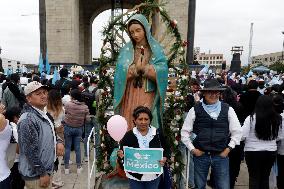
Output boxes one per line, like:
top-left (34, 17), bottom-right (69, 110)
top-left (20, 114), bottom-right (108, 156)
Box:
top-left (248, 23), bottom-right (254, 65)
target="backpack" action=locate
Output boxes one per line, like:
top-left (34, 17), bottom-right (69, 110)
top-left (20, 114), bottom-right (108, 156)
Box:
top-left (55, 78), bottom-right (69, 90)
top-left (81, 88), bottom-right (98, 116)
top-left (7, 82), bottom-right (27, 108)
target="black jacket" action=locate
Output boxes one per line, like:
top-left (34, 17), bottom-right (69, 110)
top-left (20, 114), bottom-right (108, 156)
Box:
top-left (119, 127), bottom-right (171, 180)
top-left (55, 78), bottom-right (71, 90)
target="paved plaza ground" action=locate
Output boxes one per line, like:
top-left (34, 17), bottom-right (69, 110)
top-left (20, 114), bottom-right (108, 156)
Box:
top-left (58, 143), bottom-right (249, 189)
top-left (59, 162), bottom-right (249, 189)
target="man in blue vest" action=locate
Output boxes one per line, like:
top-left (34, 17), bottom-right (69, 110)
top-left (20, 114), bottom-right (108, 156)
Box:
top-left (181, 78), bottom-right (242, 189)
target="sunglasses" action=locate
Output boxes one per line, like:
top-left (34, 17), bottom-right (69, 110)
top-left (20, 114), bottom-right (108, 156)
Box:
top-left (204, 91), bottom-right (221, 95)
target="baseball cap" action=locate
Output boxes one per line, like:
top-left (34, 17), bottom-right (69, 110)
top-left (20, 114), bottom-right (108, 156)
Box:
top-left (24, 81), bottom-right (49, 96)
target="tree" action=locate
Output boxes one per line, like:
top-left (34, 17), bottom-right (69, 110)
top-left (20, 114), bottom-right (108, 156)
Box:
top-left (269, 60), bottom-right (284, 73)
top-left (241, 64), bottom-right (251, 75)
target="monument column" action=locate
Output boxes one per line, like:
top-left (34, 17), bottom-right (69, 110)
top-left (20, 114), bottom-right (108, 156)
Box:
top-left (45, 0), bottom-right (80, 64)
top-left (83, 21), bottom-right (92, 65)
top-left (151, 0), bottom-right (160, 39)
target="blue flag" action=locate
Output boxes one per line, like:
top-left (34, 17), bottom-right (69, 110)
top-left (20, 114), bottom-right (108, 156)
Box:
top-left (199, 64), bottom-right (209, 76)
top-left (22, 65), bottom-right (28, 73)
top-left (45, 49), bottom-right (51, 75)
top-left (38, 52), bottom-right (44, 74)
top-left (52, 67), bottom-right (60, 85)
top-left (4, 68), bottom-right (8, 76)
top-left (7, 67), bottom-right (13, 75)
top-left (247, 70), bottom-right (253, 77)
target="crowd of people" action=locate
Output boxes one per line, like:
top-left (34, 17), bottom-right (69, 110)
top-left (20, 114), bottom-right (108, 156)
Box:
top-left (0, 67), bottom-right (283, 189)
top-left (0, 69), bottom-right (100, 189)
top-left (181, 71), bottom-right (284, 189)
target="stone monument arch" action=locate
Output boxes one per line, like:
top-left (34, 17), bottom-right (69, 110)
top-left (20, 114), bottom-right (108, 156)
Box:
top-left (43, 0), bottom-right (188, 65)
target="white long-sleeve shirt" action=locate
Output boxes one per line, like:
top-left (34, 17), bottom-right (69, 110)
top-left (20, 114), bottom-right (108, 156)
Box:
top-left (181, 106), bottom-right (243, 152)
top-left (242, 114), bottom-right (284, 152)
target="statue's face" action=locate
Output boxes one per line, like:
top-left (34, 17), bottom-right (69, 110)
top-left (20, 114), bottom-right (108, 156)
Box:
top-left (128, 23), bottom-right (146, 45)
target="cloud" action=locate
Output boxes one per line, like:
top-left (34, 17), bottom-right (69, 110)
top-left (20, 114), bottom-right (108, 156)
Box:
top-left (195, 0), bottom-right (284, 65)
top-left (0, 0), bottom-right (39, 64)
top-left (1, 0), bottom-right (284, 66)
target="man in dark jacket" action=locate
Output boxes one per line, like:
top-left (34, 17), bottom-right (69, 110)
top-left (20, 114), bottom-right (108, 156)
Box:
top-left (55, 68), bottom-right (71, 94)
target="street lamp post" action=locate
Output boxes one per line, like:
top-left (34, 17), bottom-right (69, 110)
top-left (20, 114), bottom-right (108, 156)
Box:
top-left (282, 31), bottom-right (284, 62)
top-left (0, 46), bottom-right (3, 73)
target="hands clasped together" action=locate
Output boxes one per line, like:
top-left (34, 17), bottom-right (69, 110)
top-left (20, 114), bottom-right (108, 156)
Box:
top-left (128, 54), bottom-right (151, 88)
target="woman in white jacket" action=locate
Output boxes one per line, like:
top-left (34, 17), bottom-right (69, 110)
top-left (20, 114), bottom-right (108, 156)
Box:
top-left (242, 95), bottom-right (284, 189)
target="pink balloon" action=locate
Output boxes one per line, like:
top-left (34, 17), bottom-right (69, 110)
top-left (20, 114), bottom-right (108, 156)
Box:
top-left (107, 115), bottom-right (128, 141)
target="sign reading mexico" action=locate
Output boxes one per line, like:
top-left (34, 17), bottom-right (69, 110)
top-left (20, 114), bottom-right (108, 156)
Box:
top-left (123, 147), bottom-right (163, 174)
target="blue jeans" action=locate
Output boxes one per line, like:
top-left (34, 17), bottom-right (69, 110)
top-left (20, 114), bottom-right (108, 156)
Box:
top-left (84, 120), bottom-right (94, 157)
top-left (64, 125), bottom-right (83, 168)
top-left (129, 176), bottom-right (161, 189)
top-left (83, 117), bottom-right (101, 158)
top-left (193, 152), bottom-right (229, 189)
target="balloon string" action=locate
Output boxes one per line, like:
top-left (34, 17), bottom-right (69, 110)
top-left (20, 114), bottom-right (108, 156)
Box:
top-left (118, 142), bottom-right (124, 164)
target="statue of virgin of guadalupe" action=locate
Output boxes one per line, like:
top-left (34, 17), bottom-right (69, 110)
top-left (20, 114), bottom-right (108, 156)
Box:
top-left (113, 14), bottom-right (168, 130)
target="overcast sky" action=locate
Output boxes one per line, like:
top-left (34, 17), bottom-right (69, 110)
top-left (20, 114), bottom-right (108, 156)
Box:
top-left (0, 0), bottom-right (283, 65)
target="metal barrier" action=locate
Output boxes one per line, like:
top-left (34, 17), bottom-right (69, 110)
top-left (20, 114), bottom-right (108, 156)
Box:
top-left (87, 127), bottom-right (96, 189)
top-left (186, 150), bottom-right (190, 189)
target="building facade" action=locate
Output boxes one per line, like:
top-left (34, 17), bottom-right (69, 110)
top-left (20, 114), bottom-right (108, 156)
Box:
top-left (252, 51), bottom-right (283, 66)
top-left (44, 0), bottom-right (189, 65)
top-left (196, 52), bottom-right (224, 67)
top-left (0, 58), bottom-right (23, 73)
